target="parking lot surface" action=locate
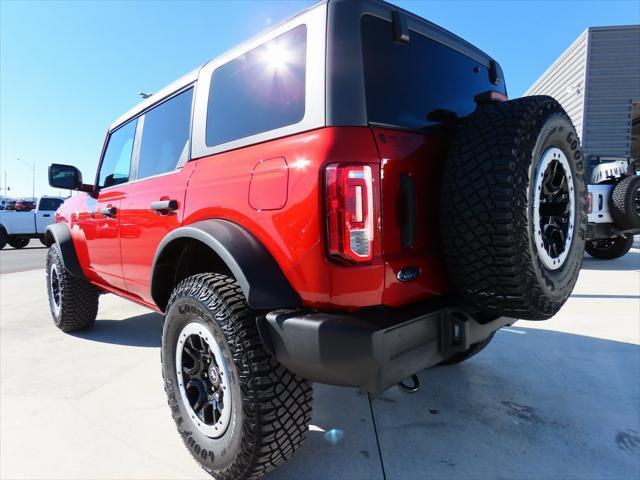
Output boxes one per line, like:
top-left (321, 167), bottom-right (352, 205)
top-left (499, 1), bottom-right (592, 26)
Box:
top-left (0, 239), bottom-right (47, 274)
top-left (1, 248), bottom-right (639, 479)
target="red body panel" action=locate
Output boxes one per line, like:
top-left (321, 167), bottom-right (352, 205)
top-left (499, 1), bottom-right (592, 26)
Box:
top-left (118, 162), bottom-right (196, 299)
top-left (58, 126), bottom-right (450, 311)
top-left (372, 128), bottom-right (451, 306)
top-left (72, 189), bottom-right (126, 289)
top-left (183, 127), bottom-right (385, 310)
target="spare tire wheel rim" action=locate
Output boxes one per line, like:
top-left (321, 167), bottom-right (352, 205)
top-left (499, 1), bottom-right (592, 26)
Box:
top-left (634, 185), bottom-right (640, 216)
top-left (533, 147), bottom-right (575, 270)
top-left (176, 322), bottom-right (232, 438)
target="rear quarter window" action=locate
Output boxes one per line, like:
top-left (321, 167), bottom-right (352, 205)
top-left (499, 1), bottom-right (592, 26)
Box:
top-left (361, 15), bottom-right (505, 130)
top-left (205, 25), bottom-right (307, 147)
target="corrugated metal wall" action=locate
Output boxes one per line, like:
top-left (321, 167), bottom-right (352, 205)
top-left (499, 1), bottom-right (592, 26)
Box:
top-left (524, 30), bottom-right (588, 140)
top-left (525, 25), bottom-right (640, 159)
top-left (583, 26), bottom-right (640, 157)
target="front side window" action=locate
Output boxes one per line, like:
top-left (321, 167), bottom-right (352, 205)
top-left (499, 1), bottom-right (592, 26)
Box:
top-left (98, 120), bottom-right (137, 188)
top-left (206, 25), bottom-right (307, 147)
top-left (137, 88), bottom-right (194, 179)
top-left (361, 15), bottom-right (506, 130)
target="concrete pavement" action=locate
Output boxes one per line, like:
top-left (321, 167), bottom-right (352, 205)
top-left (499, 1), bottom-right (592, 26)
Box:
top-left (0, 239), bottom-right (47, 274)
top-left (1, 250), bottom-right (639, 479)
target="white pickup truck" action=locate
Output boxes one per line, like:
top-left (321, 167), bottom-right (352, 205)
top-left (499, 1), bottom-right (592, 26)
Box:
top-left (0, 196), bottom-right (66, 249)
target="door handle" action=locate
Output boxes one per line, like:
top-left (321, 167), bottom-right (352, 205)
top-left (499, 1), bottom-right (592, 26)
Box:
top-left (99, 206), bottom-right (117, 217)
top-left (150, 200), bottom-right (178, 212)
top-left (42, 214), bottom-right (51, 218)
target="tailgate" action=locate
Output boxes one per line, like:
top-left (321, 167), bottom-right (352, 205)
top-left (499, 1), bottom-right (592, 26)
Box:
top-left (372, 127), bottom-right (450, 306)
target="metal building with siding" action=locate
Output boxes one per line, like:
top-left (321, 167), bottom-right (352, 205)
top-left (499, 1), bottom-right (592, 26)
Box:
top-left (525, 25), bottom-right (640, 166)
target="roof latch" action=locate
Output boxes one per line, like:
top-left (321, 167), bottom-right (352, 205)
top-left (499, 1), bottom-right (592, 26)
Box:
top-left (489, 60), bottom-right (500, 85)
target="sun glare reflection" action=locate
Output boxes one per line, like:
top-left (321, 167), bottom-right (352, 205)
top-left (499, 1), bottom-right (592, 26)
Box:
top-left (262, 41), bottom-right (292, 73)
top-left (291, 158), bottom-right (311, 170)
top-left (323, 428), bottom-right (344, 445)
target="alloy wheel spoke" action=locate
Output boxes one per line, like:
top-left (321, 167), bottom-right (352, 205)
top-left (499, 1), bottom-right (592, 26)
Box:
top-left (186, 379), bottom-right (208, 414)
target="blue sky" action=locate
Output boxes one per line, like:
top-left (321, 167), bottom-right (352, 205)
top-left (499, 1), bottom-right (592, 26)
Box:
top-left (1, 0), bottom-right (638, 198)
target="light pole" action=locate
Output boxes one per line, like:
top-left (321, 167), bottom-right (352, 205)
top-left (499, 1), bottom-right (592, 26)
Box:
top-left (16, 158), bottom-right (35, 201)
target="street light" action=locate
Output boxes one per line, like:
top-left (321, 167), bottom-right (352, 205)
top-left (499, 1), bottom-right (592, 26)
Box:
top-left (16, 158), bottom-right (35, 201)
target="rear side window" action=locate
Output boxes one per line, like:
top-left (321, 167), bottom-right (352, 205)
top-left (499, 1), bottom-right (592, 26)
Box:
top-left (361, 15), bottom-right (506, 130)
top-left (206, 25), bottom-right (307, 147)
top-left (39, 198), bottom-right (63, 211)
top-left (98, 119), bottom-right (137, 188)
top-left (137, 88), bottom-right (194, 179)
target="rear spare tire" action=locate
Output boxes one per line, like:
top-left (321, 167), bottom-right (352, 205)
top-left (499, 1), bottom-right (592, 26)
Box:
top-left (609, 175), bottom-right (640, 230)
top-left (440, 96), bottom-right (587, 320)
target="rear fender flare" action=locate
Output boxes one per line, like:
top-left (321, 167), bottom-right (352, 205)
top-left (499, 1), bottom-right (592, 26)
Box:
top-left (151, 219), bottom-right (300, 311)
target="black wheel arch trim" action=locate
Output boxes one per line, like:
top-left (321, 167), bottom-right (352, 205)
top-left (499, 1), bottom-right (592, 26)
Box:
top-left (151, 219), bottom-right (300, 312)
top-left (44, 223), bottom-right (85, 279)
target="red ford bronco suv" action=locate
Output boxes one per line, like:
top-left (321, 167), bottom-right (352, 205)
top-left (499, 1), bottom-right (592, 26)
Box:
top-left (45, 0), bottom-right (587, 478)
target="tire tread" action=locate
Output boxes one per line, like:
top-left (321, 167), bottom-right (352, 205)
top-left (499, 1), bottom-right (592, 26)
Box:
top-left (164, 273), bottom-right (312, 480)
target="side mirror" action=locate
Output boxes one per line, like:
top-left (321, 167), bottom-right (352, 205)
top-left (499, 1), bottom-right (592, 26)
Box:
top-left (48, 164), bottom-right (93, 193)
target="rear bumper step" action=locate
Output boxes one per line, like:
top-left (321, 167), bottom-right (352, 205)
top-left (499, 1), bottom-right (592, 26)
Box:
top-left (258, 303), bottom-right (513, 393)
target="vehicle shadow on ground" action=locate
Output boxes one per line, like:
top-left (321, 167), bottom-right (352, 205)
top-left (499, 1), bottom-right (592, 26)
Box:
top-left (71, 312), bottom-right (163, 347)
top-left (581, 250), bottom-right (640, 271)
top-left (271, 327), bottom-right (640, 480)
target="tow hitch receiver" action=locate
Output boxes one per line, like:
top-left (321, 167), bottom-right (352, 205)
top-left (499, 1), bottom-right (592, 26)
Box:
top-left (398, 374), bottom-right (420, 393)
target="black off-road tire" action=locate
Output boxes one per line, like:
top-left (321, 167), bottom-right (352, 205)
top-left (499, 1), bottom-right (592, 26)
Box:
top-left (440, 96), bottom-right (587, 320)
top-left (8, 237), bottom-right (29, 249)
top-left (161, 273), bottom-right (312, 480)
top-left (0, 227), bottom-right (7, 249)
top-left (46, 243), bottom-right (100, 332)
top-left (585, 236), bottom-right (633, 260)
top-left (610, 176), bottom-right (640, 230)
top-left (441, 332), bottom-right (496, 366)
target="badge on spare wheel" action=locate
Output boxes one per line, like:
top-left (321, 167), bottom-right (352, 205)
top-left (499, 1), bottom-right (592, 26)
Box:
top-left (397, 266), bottom-right (420, 282)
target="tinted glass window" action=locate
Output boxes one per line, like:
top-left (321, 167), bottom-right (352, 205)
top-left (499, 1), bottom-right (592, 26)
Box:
top-left (39, 198), bottom-right (64, 211)
top-left (361, 15), bottom-right (506, 130)
top-left (206, 25), bottom-right (307, 147)
top-left (98, 120), bottom-right (137, 188)
top-left (138, 88), bottom-right (193, 179)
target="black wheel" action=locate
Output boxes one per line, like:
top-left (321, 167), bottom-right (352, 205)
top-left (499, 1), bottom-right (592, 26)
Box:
top-left (441, 332), bottom-right (496, 366)
top-left (585, 236), bottom-right (633, 260)
top-left (46, 243), bottom-right (100, 332)
top-left (610, 176), bottom-right (640, 230)
top-left (440, 96), bottom-right (587, 320)
top-left (8, 237), bottom-right (29, 249)
top-left (39, 236), bottom-right (47, 246)
top-left (162, 273), bottom-right (312, 480)
top-left (0, 227), bottom-right (7, 249)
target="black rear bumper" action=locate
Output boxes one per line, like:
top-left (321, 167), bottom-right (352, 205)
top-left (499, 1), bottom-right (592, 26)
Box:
top-left (258, 301), bottom-right (513, 393)
top-left (587, 222), bottom-right (640, 240)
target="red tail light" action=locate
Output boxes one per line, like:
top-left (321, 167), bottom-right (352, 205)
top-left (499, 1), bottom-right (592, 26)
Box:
top-left (325, 164), bottom-right (374, 263)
